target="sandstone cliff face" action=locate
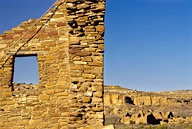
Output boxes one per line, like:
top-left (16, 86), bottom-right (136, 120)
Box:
top-left (104, 86), bottom-right (192, 106)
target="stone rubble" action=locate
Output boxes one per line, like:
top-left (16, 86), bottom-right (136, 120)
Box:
top-left (120, 110), bottom-right (192, 125)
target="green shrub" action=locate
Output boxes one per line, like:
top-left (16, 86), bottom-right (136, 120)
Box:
top-left (158, 125), bottom-right (167, 129)
top-left (179, 120), bottom-right (185, 124)
top-left (138, 123), bottom-right (144, 128)
top-left (129, 120), bottom-right (135, 124)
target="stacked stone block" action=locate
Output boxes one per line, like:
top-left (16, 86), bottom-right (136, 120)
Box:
top-left (0, 0), bottom-right (105, 128)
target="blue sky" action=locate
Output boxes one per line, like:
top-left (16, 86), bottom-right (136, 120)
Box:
top-left (0, 0), bottom-right (192, 91)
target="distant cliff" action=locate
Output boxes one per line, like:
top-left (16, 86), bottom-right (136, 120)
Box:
top-left (104, 85), bottom-right (192, 106)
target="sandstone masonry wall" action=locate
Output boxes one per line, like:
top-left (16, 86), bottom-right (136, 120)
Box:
top-left (0, 0), bottom-right (105, 128)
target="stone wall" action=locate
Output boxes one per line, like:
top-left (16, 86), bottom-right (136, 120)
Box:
top-left (0, 0), bottom-right (105, 128)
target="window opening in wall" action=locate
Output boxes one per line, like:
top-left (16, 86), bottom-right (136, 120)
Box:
top-left (13, 55), bottom-right (39, 84)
